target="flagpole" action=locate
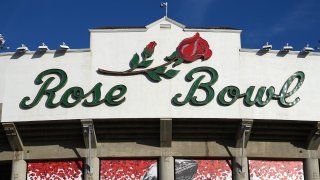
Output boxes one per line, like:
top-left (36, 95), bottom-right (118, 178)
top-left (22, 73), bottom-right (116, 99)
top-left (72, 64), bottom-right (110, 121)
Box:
top-left (166, 3), bottom-right (168, 17)
top-left (161, 2), bottom-right (168, 17)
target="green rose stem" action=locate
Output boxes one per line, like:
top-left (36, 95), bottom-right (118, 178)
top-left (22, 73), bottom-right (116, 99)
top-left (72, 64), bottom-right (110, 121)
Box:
top-left (97, 57), bottom-right (177, 76)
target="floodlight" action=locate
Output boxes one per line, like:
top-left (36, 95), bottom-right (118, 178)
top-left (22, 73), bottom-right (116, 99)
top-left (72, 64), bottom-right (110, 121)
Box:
top-left (16, 44), bottom-right (29, 53)
top-left (59, 42), bottom-right (69, 50)
top-left (262, 42), bottom-right (272, 51)
top-left (0, 34), bottom-right (5, 45)
top-left (38, 43), bottom-right (49, 51)
top-left (0, 34), bottom-right (10, 50)
top-left (282, 43), bottom-right (293, 51)
top-left (302, 44), bottom-right (314, 53)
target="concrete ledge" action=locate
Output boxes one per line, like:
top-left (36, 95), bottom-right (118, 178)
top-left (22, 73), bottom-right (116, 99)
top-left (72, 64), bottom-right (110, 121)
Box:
top-left (0, 140), bottom-right (319, 160)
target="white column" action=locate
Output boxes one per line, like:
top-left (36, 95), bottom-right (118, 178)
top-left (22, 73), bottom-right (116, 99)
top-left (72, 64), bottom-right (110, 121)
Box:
top-left (11, 158), bottom-right (26, 180)
top-left (160, 156), bottom-right (174, 180)
top-left (233, 157), bottom-right (249, 180)
top-left (86, 157), bottom-right (99, 180)
top-left (304, 158), bottom-right (320, 180)
top-left (84, 148), bottom-right (99, 180)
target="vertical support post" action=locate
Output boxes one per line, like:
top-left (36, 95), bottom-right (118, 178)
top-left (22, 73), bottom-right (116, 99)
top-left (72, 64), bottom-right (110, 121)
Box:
top-left (304, 122), bottom-right (320, 180)
top-left (304, 158), bottom-right (320, 180)
top-left (85, 156), bottom-right (99, 180)
top-left (81, 119), bottom-right (98, 180)
top-left (11, 152), bottom-right (26, 180)
top-left (307, 122), bottom-right (320, 150)
top-left (160, 118), bottom-right (172, 147)
top-left (0, 103), bottom-right (2, 121)
top-left (91, 157), bottom-right (100, 180)
top-left (160, 156), bottom-right (174, 180)
top-left (304, 149), bottom-right (320, 180)
top-left (160, 118), bottom-right (174, 180)
top-left (234, 119), bottom-right (253, 180)
top-left (235, 119), bottom-right (253, 148)
top-left (233, 156), bottom-right (249, 180)
top-left (2, 123), bottom-right (24, 151)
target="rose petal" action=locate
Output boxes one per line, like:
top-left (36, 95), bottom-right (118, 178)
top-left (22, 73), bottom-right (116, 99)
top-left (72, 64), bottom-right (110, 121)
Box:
top-left (203, 49), bottom-right (212, 60)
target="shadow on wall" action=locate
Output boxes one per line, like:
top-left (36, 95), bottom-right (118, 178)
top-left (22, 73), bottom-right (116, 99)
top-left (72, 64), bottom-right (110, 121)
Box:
top-left (10, 50), bottom-right (67, 59)
top-left (10, 52), bottom-right (25, 59)
top-left (31, 51), bottom-right (46, 59)
top-left (256, 49), bottom-right (311, 58)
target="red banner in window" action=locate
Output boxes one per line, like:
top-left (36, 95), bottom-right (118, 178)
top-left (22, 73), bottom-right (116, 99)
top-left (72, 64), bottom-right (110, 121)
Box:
top-left (100, 159), bottom-right (158, 180)
top-left (27, 160), bottom-right (83, 180)
top-left (249, 160), bottom-right (304, 179)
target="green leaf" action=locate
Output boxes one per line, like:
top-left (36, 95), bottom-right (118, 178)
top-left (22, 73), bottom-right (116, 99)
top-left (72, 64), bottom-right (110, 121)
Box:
top-left (146, 71), bottom-right (162, 82)
top-left (165, 51), bottom-right (178, 61)
top-left (163, 69), bottom-right (180, 78)
top-left (155, 66), bottom-right (167, 74)
top-left (138, 60), bottom-right (153, 68)
top-left (129, 53), bottom-right (140, 69)
top-left (173, 58), bottom-right (184, 67)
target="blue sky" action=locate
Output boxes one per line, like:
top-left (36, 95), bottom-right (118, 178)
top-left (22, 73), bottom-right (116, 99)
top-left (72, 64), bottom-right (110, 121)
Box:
top-left (1, 0), bottom-right (319, 51)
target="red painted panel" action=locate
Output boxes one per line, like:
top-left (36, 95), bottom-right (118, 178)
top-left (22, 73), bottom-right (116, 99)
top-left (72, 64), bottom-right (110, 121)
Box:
top-left (27, 160), bottom-right (83, 180)
top-left (100, 159), bottom-right (157, 180)
top-left (249, 160), bottom-right (304, 180)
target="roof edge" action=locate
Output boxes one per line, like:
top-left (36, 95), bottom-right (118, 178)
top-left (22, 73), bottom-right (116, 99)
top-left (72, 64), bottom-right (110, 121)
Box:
top-left (90, 16), bottom-right (241, 32)
top-left (0, 48), bottom-right (91, 57)
top-left (145, 16), bottom-right (186, 29)
top-left (184, 28), bottom-right (242, 33)
top-left (89, 28), bottom-right (147, 32)
top-left (240, 48), bottom-right (320, 56)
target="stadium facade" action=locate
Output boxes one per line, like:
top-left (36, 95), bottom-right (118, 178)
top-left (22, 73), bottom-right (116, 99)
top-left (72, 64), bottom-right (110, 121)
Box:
top-left (0, 17), bottom-right (320, 180)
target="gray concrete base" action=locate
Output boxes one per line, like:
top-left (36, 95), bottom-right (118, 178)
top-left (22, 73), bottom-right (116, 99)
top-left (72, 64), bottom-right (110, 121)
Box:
top-left (11, 159), bottom-right (26, 180)
top-left (160, 156), bottom-right (174, 180)
top-left (304, 158), bottom-right (320, 180)
top-left (233, 157), bottom-right (249, 180)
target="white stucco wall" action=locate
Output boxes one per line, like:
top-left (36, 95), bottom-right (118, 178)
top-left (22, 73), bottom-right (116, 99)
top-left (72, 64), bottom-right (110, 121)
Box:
top-left (0, 17), bottom-right (319, 122)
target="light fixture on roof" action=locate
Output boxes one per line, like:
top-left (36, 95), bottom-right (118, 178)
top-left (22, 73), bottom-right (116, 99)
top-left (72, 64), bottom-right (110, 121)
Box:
top-left (16, 44), bottom-right (29, 53)
top-left (282, 43), bottom-right (293, 52)
top-left (302, 44), bottom-right (314, 53)
top-left (0, 34), bottom-right (5, 45)
top-left (38, 43), bottom-right (49, 51)
top-left (0, 34), bottom-right (10, 50)
top-left (59, 42), bottom-right (69, 51)
top-left (262, 42), bottom-right (272, 51)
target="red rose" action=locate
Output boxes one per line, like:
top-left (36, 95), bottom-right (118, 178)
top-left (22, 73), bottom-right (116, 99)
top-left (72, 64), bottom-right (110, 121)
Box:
top-left (146, 41), bottom-right (157, 50)
top-left (142, 41), bottom-right (157, 59)
top-left (177, 32), bottom-right (212, 62)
